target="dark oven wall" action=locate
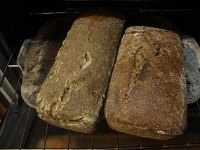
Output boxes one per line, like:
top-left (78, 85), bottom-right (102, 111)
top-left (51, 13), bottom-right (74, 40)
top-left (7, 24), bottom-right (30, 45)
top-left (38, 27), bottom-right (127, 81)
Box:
top-left (1, 0), bottom-right (200, 51)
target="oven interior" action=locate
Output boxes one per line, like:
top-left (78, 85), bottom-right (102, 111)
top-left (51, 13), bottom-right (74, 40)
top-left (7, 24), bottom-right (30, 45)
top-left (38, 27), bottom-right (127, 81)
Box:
top-left (0, 1), bottom-right (200, 149)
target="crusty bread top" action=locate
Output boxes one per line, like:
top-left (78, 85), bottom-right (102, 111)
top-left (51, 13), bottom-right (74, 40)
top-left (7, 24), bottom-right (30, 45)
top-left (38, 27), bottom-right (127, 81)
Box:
top-left (36, 11), bottom-right (125, 133)
top-left (105, 26), bottom-right (187, 137)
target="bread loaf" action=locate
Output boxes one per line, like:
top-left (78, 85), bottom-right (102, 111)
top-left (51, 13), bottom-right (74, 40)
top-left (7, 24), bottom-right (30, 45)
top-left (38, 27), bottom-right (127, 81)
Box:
top-left (36, 11), bottom-right (125, 133)
top-left (17, 18), bottom-right (70, 108)
top-left (105, 26), bottom-right (187, 140)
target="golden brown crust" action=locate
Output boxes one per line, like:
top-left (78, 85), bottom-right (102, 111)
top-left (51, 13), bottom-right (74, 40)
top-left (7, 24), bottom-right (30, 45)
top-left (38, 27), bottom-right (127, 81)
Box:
top-left (105, 26), bottom-right (187, 140)
top-left (36, 11), bottom-right (125, 133)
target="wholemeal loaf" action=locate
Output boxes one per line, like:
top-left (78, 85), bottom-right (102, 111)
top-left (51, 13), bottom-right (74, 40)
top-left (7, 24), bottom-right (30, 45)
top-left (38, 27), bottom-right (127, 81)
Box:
top-left (105, 26), bottom-right (187, 140)
top-left (17, 18), bottom-right (71, 108)
top-left (36, 11), bottom-right (125, 133)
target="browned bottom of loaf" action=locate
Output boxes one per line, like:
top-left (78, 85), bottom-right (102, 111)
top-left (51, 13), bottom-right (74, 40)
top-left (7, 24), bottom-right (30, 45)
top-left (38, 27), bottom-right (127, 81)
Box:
top-left (106, 117), bottom-right (183, 140)
top-left (38, 114), bottom-right (96, 133)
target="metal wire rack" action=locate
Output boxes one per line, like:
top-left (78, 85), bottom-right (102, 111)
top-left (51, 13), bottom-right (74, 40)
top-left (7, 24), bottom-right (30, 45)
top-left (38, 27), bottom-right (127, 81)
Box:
top-left (0, 42), bottom-right (200, 150)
